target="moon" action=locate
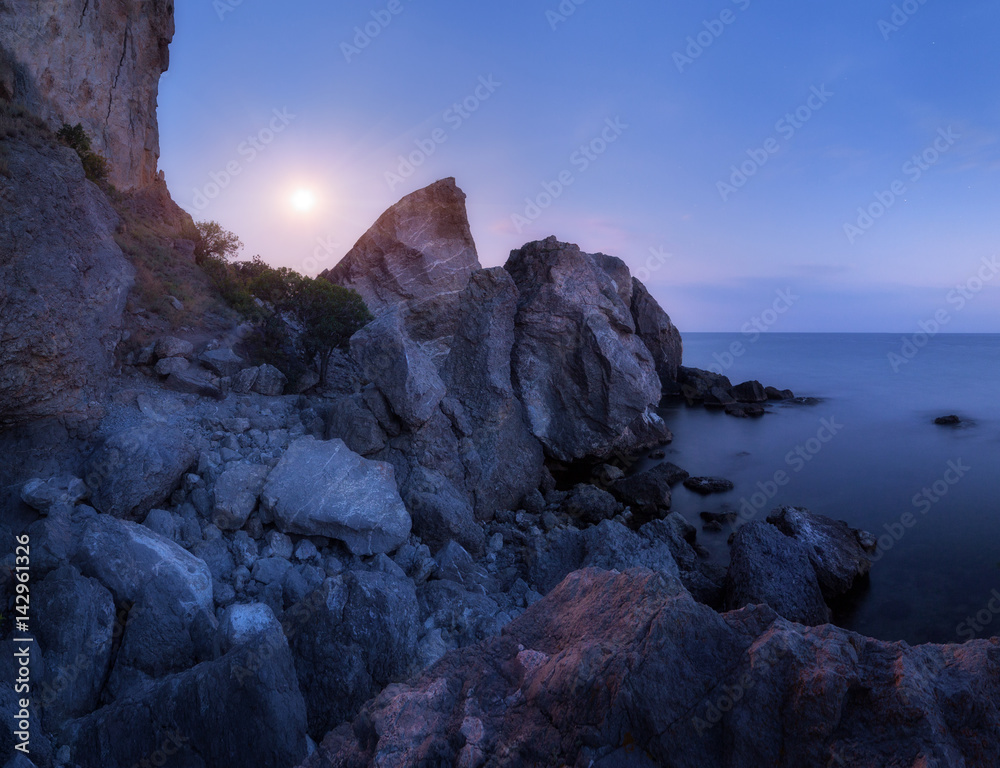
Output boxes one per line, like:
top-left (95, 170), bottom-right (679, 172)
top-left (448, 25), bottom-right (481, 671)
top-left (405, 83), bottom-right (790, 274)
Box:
top-left (291, 188), bottom-right (316, 212)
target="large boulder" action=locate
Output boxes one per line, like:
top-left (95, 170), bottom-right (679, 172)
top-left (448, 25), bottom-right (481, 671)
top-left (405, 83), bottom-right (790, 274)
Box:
top-left (304, 568), bottom-right (1000, 768)
top-left (261, 437), bottom-right (411, 555)
top-left (83, 424), bottom-right (197, 520)
top-left (290, 571), bottom-right (420, 739)
top-left (526, 519), bottom-right (683, 595)
top-left (346, 269), bottom-right (545, 550)
top-left (212, 462), bottom-right (270, 531)
top-left (767, 505), bottom-right (875, 600)
top-left (71, 514), bottom-right (217, 691)
top-left (441, 267), bottom-right (544, 517)
top-left (33, 566), bottom-right (116, 724)
top-left (60, 630), bottom-right (308, 768)
top-left (724, 521), bottom-right (830, 625)
top-left (631, 277), bottom-right (683, 385)
top-left (321, 177), bottom-right (481, 322)
top-left (350, 309), bottom-right (446, 430)
top-left (0, 140), bottom-right (133, 427)
top-left (504, 237), bottom-right (661, 461)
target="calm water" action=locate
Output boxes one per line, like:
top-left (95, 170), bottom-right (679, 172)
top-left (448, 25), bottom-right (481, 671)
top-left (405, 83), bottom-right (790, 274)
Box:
top-left (653, 333), bottom-right (1000, 645)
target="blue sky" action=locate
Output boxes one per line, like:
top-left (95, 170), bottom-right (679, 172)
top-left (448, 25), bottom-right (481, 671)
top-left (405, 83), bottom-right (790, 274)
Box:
top-left (158, 0), bottom-right (1000, 332)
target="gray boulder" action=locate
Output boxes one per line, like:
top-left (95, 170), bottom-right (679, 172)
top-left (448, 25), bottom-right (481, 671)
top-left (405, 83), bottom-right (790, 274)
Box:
top-left (505, 237), bottom-right (661, 461)
top-left (732, 380), bottom-right (767, 403)
top-left (767, 505), bottom-right (875, 600)
top-left (60, 631), bottom-right (308, 768)
top-left (321, 177), bottom-right (481, 324)
top-left (33, 566), bottom-right (115, 724)
top-left (683, 476), bottom-right (735, 495)
top-left (153, 357), bottom-right (189, 377)
top-left (441, 267), bottom-right (545, 518)
top-left (0, 140), bottom-right (133, 428)
top-left (350, 308), bottom-right (446, 429)
top-left (20, 475), bottom-right (88, 513)
top-left (164, 369), bottom-right (223, 399)
top-left (83, 424), bottom-right (197, 519)
top-left (291, 571), bottom-right (420, 739)
top-left (325, 393), bottom-right (387, 456)
top-left (609, 462), bottom-right (690, 517)
top-left (262, 437), bottom-right (411, 555)
top-left (232, 366), bottom-right (260, 394)
top-left (154, 337), bottom-right (194, 359)
top-left (71, 514), bottom-right (217, 689)
top-left (559, 483), bottom-right (622, 525)
top-left (724, 521), bottom-right (830, 625)
top-left (200, 347), bottom-right (244, 377)
top-left (253, 364), bottom-right (287, 396)
top-left (220, 602), bottom-right (285, 650)
top-left (677, 366), bottom-right (734, 404)
top-left (631, 277), bottom-right (683, 385)
top-left (527, 519), bottom-right (684, 595)
top-left (212, 462), bottom-right (270, 531)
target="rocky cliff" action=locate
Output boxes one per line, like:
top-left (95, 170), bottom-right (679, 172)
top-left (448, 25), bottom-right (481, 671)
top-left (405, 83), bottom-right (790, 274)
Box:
top-left (0, 139), bottom-right (134, 428)
top-left (0, 0), bottom-right (174, 190)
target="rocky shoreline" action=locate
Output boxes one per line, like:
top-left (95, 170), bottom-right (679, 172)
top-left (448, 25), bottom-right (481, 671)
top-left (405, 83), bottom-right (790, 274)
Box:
top-left (5, 174), bottom-right (1000, 767)
top-left (3, 5), bottom-right (1000, 764)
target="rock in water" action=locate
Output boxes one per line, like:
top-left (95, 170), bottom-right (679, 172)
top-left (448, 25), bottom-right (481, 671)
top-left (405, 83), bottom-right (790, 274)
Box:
top-left (321, 177), bottom-right (481, 352)
top-left (261, 437), bottom-right (411, 555)
top-left (683, 476), bottom-right (735, 495)
top-left (766, 505), bottom-right (874, 600)
top-left (631, 277), bottom-right (683, 385)
top-left (0, 141), bottom-right (134, 428)
top-left (0, 1), bottom-right (175, 190)
top-left (724, 521), bottom-right (830, 625)
top-left (505, 237), bottom-right (662, 462)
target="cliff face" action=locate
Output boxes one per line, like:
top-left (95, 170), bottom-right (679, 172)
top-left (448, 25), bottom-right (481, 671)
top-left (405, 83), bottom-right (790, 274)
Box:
top-left (0, 139), bottom-right (134, 428)
top-left (0, 0), bottom-right (174, 190)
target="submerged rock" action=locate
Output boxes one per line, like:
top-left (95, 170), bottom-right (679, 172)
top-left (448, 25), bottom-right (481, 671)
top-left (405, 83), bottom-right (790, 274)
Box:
top-left (683, 476), bottom-right (735, 495)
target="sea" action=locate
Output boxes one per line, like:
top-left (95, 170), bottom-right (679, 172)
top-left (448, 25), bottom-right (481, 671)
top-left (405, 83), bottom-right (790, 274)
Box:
top-left (651, 333), bottom-right (1000, 645)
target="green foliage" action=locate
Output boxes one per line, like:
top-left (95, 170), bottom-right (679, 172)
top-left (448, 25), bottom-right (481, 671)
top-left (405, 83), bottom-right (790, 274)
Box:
top-left (56, 123), bottom-right (110, 183)
top-left (205, 255), bottom-right (372, 386)
top-left (194, 221), bottom-right (244, 262)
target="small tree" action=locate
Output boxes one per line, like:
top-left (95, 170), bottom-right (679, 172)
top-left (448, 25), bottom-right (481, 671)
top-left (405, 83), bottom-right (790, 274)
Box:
top-left (194, 221), bottom-right (243, 262)
top-left (213, 256), bottom-right (372, 387)
top-left (291, 277), bottom-right (372, 385)
top-left (57, 123), bottom-right (110, 182)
